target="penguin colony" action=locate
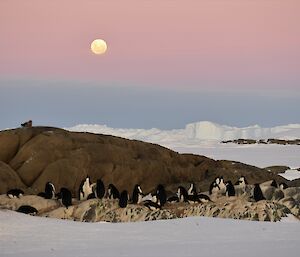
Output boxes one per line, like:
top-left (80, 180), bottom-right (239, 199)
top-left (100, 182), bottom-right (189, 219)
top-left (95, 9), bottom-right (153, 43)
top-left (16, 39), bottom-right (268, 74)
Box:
top-left (5, 175), bottom-right (289, 215)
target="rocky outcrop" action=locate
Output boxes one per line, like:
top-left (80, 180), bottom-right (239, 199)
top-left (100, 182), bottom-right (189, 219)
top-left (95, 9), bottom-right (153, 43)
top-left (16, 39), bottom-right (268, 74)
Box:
top-left (0, 127), bottom-right (289, 196)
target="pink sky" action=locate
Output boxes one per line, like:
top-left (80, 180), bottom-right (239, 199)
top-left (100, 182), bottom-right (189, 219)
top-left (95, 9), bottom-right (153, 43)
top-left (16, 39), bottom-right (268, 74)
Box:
top-left (0, 0), bottom-right (299, 89)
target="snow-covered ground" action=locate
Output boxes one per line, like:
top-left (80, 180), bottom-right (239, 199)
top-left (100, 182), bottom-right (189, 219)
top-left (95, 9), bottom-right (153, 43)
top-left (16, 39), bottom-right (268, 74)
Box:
top-left (67, 121), bottom-right (300, 169)
top-left (0, 210), bottom-right (299, 257)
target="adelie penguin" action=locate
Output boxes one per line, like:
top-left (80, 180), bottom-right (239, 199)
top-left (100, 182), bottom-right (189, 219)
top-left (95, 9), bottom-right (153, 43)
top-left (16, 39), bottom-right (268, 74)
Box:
top-left (7, 189), bottom-right (24, 199)
top-left (95, 179), bottom-right (105, 199)
top-left (198, 194), bottom-right (211, 203)
top-left (59, 188), bottom-right (72, 208)
top-left (209, 178), bottom-right (220, 195)
top-left (167, 195), bottom-right (179, 203)
top-left (177, 186), bottom-right (189, 203)
top-left (235, 176), bottom-right (248, 186)
top-left (79, 176), bottom-right (93, 201)
top-left (17, 205), bottom-right (38, 215)
top-left (187, 183), bottom-right (197, 196)
top-left (225, 180), bottom-right (235, 197)
top-left (131, 184), bottom-right (144, 204)
top-left (107, 184), bottom-right (120, 199)
top-left (144, 201), bottom-right (161, 211)
top-left (156, 184), bottom-right (167, 206)
top-left (45, 182), bottom-right (56, 199)
top-left (253, 184), bottom-right (266, 202)
top-left (119, 190), bottom-right (129, 208)
top-left (218, 177), bottom-right (226, 193)
top-left (270, 179), bottom-right (278, 188)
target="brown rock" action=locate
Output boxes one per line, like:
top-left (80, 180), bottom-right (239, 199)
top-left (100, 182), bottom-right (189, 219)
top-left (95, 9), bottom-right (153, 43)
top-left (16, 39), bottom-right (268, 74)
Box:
top-left (0, 127), bottom-right (289, 196)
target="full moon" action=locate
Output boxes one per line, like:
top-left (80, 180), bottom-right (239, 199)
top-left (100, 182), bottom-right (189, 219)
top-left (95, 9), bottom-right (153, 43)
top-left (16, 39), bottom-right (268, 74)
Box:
top-left (90, 39), bottom-right (107, 55)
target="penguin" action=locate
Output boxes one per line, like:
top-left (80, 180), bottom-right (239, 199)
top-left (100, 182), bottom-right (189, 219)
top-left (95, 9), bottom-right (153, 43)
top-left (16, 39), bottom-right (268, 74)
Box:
top-left (225, 180), bottom-right (235, 197)
top-left (79, 176), bottom-right (93, 201)
top-left (167, 195), bottom-right (179, 203)
top-left (209, 179), bottom-right (220, 195)
top-left (7, 189), bottom-right (24, 199)
top-left (95, 179), bottom-right (105, 199)
top-left (218, 177), bottom-right (226, 193)
top-left (59, 188), bottom-right (72, 208)
top-left (187, 194), bottom-right (201, 204)
top-left (87, 192), bottom-right (96, 200)
top-left (234, 176), bottom-right (248, 196)
top-left (198, 194), bottom-right (211, 203)
top-left (37, 192), bottom-right (46, 198)
top-left (119, 190), bottom-right (129, 208)
top-left (107, 184), bottom-right (120, 199)
top-left (143, 200), bottom-right (161, 211)
top-left (156, 184), bottom-right (167, 206)
top-left (21, 120), bottom-right (32, 128)
top-left (187, 183), bottom-right (197, 196)
top-left (279, 182), bottom-right (288, 190)
top-left (235, 176), bottom-right (248, 186)
top-left (177, 186), bottom-right (189, 203)
top-left (17, 205), bottom-right (38, 215)
top-left (253, 184), bottom-right (266, 202)
top-left (270, 179), bottom-right (278, 188)
top-left (131, 184), bottom-right (144, 204)
top-left (45, 182), bottom-right (56, 199)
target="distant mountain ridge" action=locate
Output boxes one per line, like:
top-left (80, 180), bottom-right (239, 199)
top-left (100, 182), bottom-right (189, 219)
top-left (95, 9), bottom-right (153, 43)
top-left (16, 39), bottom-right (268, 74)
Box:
top-left (68, 121), bottom-right (300, 143)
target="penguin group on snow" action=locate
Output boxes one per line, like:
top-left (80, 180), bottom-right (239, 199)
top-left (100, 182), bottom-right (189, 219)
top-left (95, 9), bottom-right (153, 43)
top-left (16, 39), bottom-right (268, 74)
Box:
top-left (5, 174), bottom-right (290, 215)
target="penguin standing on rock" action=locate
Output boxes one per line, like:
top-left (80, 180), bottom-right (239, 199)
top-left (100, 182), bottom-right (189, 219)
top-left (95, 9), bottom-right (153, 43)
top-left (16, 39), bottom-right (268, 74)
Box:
top-left (225, 180), bottom-right (235, 197)
top-left (131, 184), bottom-right (144, 204)
top-left (253, 184), bottom-right (266, 202)
top-left (45, 182), bottom-right (56, 199)
top-left (235, 176), bottom-right (248, 186)
top-left (59, 188), bottom-right (72, 208)
top-left (177, 186), bottom-right (189, 203)
top-left (209, 178), bottom-right (220, 195)
top-left (156, 184), bottom-right (167, 206)
top-left (79, 176), bottom-right (93, 201)
top-left (119, 190), bottom-right (129, 208)
top-left (187, 183), bottom-right (197, 196)
top-left (95, 179), bottom-right (105, 199)
top-left (107, 184), bottom-right (120, 199)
